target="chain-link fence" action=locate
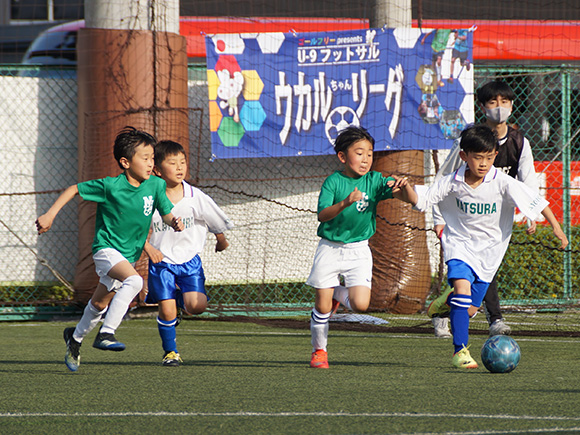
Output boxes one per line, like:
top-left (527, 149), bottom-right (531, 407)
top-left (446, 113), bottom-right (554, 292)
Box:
top-left (0, 66), bottom-right (79, 319)
top-left (1, 64), bottom-right (579, 334)
top-left (475, 66), bottom-right (580, 310)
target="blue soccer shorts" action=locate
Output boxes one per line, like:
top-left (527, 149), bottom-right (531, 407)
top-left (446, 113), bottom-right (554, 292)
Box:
top-left (446, 259), bottom-right (490, 308)
top-left (146, 255), bottom-right (206, 304)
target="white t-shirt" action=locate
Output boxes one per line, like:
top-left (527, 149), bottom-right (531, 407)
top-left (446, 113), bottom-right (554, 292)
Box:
top-left (149, 181), bottom-right (234, 265)
top-left (414, 165), bottom-right (548, 282)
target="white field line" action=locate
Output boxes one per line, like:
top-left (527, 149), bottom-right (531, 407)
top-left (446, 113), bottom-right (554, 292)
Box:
top-left (1, 412), bottom-right (579, 435)
top-left (405, 428), bottom-right (580, 435)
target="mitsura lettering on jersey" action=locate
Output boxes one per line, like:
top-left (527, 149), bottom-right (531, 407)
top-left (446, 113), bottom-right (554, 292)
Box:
top-left (456, 198), bottom-right (497, 215)
top-left (143, 196), bottom-right (154, 216)
top-left (152, 216), bottom-right (196, 233)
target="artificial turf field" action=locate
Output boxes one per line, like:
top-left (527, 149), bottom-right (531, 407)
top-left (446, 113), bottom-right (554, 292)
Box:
top-left (1, 318), bottom-right (579, 435)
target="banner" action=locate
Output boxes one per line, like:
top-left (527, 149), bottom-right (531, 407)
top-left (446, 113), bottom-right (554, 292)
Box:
top-left (206, 28), bottom-right (474, 159)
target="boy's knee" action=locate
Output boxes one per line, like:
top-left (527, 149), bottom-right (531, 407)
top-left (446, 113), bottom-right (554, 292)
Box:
top-left (124, 274), bottom-right (143, 290)
top-left (184, 300), bottom-right (207, 315)
top-left (348, 291), bottom-right (371, 312)
top-left (314, 305), bottom-right (331, 315)
top-left (183, 292), bottom-right (208, 315)
top-left (350, 300), bottom-right (369, 312)
top-left (184, 303), bottom-right (207, 315)
top-left (116, 275), bottom-right (143, 300)
top-left (89, 299), bottom-right (109, 312)
top-left (314, 299), bottom-right (332, 315)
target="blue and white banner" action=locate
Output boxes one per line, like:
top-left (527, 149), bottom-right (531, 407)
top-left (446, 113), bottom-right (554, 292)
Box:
top-left (206, 28), bottom-right (473, 159)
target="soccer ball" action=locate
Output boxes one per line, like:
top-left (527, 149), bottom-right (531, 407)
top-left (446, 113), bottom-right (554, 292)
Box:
top-left (480, 335), bottom-right (521, 373)
top-left (325, 106), bottom-right (360, 145)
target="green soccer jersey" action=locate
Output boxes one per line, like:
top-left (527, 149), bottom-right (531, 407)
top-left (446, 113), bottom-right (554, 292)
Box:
top-left (78, 174), bottom-right (173, 263)
top-left (316, 171), bottom-right (395, 244)
top-left (431, 29), bottom-right (451, 53)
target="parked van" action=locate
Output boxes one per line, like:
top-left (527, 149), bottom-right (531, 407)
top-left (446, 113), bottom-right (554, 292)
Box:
top-left (22, 17), bottom-right (369, 66)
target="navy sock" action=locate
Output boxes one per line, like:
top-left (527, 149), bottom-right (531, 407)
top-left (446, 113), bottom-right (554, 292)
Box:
top-left (449, 294), bottom-right (472, 353)
top-left (157, 316), bottom-right (178, 353)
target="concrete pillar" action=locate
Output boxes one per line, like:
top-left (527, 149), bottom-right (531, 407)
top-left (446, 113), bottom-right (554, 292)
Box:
top-left (369, 0), bottom-right (432, 313)
top-left (74, 0), bottom-right (188, 304)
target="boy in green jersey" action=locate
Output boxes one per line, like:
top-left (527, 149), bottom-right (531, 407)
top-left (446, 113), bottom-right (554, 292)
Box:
top-left (36, 126), bottom-right (184, 371)
top-left (306, 126), bottom-right (416, 368)
top-left (421, 29), bottom-right (452, 87)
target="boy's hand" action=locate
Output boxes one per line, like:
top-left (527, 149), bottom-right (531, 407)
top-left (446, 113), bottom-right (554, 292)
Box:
top-left (525, 219), bottom-right (537, 235)
top-left (143, 241), bottom-right (164, 263)
top-left (388, 175), bottom-right (418, 205)
top-left (346, 187), bottom-right (363, 205)
top-left (145, 246), bottom-right (164, 263)
top-left (388, 175), bottom-right (409, 193)
top-left (553, 227), bottom-right (569, 250)
top-left (215, 233), bottom-right (230, 252)
top-left (35, 214), bottom-right (54, 234)
top-left (171, 216), bottom-right (184, 232)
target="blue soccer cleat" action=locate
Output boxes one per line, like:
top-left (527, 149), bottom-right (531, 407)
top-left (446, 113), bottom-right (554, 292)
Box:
top-left (93, 330), bottom-right (126, 351)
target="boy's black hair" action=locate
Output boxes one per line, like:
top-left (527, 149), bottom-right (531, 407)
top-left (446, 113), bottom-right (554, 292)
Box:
top-left (113, 126), bottom-right (157, 169)
top-left (476, 80), bottom-right (516, 105)
top-left (460, 124), bottom-right (498, 154)
top-left (155, 140), bottom-right (186, 165)
top-left (334, 125), bottom-right (375, 155)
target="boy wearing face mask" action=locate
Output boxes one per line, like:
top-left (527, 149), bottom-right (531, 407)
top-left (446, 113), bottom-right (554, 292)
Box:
top-left (428, 80), bottom-right (548, 338)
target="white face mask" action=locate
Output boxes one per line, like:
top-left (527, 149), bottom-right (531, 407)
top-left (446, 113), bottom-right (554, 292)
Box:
top-left (485, 106), bottom-right (512, 124)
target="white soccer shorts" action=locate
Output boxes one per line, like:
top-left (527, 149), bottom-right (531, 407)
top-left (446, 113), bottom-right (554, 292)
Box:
top-left (93, 248), bottom-right (135, 292)
top-left (306, 238), bottom-right (373, 289)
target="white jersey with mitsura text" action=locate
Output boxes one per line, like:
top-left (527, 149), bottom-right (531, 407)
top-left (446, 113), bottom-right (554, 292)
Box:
top-left (432, 134), bottom-right (538, 226)
top-left (414, 165), bottom-right (548, 282)
top-left (149, 181), bottom-right (234, 265)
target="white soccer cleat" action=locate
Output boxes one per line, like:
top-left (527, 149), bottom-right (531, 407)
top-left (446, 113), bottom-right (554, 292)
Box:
top-left (432, 316), bottom-right (452, 338)
top-left (489, 319), bottom-right (511, 336)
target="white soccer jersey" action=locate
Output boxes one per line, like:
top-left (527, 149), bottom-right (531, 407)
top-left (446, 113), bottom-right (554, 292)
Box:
top-left (149, 181), bottom-right (234, 265)
top-left (432, 134), bottom-right (538, 225)
top-left (414, 165), bottom-right (548, 282)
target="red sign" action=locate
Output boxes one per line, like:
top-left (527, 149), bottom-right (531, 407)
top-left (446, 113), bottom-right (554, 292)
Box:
top-left (414, 20), bottom-right (580, 62)
top-left (531, 161), bottom-right (579, 225)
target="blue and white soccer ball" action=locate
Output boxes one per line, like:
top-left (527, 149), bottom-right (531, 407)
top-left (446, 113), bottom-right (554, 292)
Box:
top-left (481, 335), bottom-right (521, 373)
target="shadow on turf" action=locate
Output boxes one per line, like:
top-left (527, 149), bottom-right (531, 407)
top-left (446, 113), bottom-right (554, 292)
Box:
top-left (90, 359), bottom-right (407, 368)
top-left (0, 358), bottom-right (408, 370)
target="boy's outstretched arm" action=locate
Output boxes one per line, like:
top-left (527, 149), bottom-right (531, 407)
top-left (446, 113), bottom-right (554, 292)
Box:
top-left (161, 213), bottom-right (184, 232)
top-left (389, 176), bottom-right (418, 205)
top-left (318, 187), bottom-right (363, 222)
top-left (35, 184), bottom-right (79, 234)
top-left (541, 206), bottom-right (569, 249)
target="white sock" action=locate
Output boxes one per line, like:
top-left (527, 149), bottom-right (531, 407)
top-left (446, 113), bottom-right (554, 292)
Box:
top-left (333, 285), bottom-right (352, 311)
top-left (74, 302), bottom-right (107, 342)
top-left (99, 275), bottom-right (143, 335)
top-left (310, 308), bottom-right (330, 352)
